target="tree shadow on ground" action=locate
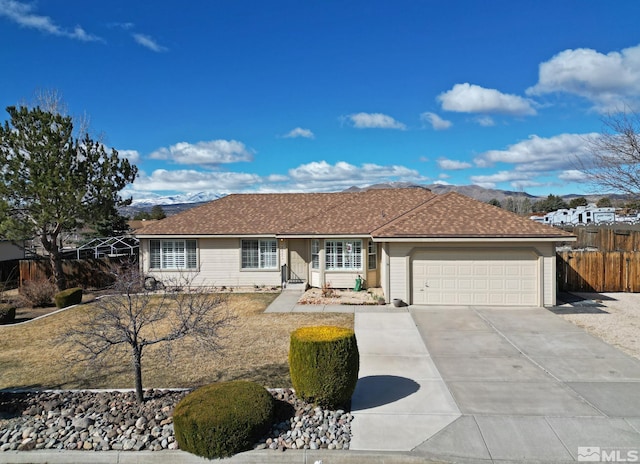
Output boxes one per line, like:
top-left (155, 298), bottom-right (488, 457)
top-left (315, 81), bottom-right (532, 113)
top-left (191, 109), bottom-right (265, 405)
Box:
top-left (223, 363), bottom-right (291, 388)
top-left (551, 292), bottom-right (610, 314)
top-left (0, 386), bottom-right (46, 419)
top-left (351, 375), bottom-right (419, 411)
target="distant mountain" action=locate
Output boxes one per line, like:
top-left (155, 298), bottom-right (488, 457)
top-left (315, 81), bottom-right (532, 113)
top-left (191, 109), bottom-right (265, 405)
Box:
top-left (346, 182), bottom-right (536, 202)
top-left (121, 184), bottom-right (618, 219)
top-left (121, 192), bottom-right (224, 218)
top-left (130, 191), bottom-right (223, 207)
top-left (425, 184), bottom-right (537, 202)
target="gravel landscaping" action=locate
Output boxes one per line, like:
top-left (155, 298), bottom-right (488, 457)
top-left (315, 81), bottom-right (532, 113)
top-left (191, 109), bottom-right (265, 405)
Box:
top-left (0, 388), bottom-right (352, 453)
top-left (553, 292), bottom-right (640, 360)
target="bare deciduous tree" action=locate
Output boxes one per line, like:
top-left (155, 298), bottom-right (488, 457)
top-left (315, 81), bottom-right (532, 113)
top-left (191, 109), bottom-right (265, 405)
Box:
top-left (64, 266), bottom-right (234, 403)
top-left (581, 111), bottom-right (640, 196)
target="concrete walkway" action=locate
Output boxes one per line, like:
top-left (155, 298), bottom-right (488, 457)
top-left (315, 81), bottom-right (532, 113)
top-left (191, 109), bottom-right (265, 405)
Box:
top-left (349, 312), bottom-right (461, 451)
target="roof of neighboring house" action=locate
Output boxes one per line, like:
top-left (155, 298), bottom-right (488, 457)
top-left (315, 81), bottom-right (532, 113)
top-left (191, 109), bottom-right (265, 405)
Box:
top-left (135, 188), bottom-right (574, 239)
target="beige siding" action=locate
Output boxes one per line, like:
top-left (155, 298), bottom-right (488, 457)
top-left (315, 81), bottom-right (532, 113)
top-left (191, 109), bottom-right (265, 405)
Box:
top-left (142, 238), bottom-right (280, 288)
top-left (539, 242), bottom-right (556, 306)
top-left (389, 243), bottom-right (412, 303)
top-left (324, 272), bottom-right (361, 289)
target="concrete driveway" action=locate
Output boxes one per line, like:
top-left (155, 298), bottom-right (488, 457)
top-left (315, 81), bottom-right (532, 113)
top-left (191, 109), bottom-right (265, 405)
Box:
top-left (410, 305), bottom-right (640, 462)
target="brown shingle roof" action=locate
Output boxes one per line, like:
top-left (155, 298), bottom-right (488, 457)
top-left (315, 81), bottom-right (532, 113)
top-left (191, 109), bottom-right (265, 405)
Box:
top-left (373, 191), bottom-right (573, 238)
top-left (135, 188), bottom-right (573, 239)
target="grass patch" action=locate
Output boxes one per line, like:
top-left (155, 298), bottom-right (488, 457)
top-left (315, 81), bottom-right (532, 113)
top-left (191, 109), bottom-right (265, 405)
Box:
top-left (0, 293), bottom-right (353, 390)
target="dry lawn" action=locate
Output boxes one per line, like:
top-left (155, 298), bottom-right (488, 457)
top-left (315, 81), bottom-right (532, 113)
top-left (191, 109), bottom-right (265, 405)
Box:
top-left (0, 293), bottom-right (353, 390)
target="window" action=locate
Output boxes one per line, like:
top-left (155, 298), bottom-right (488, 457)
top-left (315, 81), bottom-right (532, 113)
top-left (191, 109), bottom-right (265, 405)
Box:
top-left (311, 239), bottom-right (319, 270)
top-left (149, 239), bottom-right (197, 270)
top-left (368, 241), bottom-right (377, 270)
top-left (325, 240), bottom-right (362, 271)
top-left (241, 239), bottom-right (278, 269)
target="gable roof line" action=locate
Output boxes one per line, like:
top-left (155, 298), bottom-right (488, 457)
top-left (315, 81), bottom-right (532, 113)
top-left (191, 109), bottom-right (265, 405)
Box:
top-left (275, 191), bottom-right (356, 232)
top-left (370, 191), bottom-right (442, 236)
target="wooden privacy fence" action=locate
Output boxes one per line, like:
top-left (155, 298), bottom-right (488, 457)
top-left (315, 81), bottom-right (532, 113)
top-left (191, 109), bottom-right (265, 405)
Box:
top-left (557, 251), bottom-right (640, 292)
top-left (561, 226), bottom-right (640, 252)
top-left (19, 256), bottom-right (129, 289)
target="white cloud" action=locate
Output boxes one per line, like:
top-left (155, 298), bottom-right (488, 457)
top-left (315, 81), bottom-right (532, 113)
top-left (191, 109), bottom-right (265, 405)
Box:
top-left (346, 112), bottom-right (406, 130)
top-left (559, 169), bottom-right (588, 181)
top-left (438, 173), bottom-right (450, 179)
top-left (132, 160), bottom-right (428, 195)
top-left (133, 33), bottom-right (168, 52)
top-left (283, 127), bottom-right (315, 139)
top-left (438, 83), bottom-right (536, 116)
top-left (527, 44), bottom-right (640, 112)
top-left (470, 170), bottom-right (536, 189)
top-left (149, 140), bottom-right (253, 166)
top-left (475, 116), bottom-right (496, 127)
top-left (474, 132), bottom-right (598, 172)
top-left (134, 169), bottom-right (262, 193)
top-left (117, 149), bottom-right (140, 163)
top-left (0, 0), bottom-right (101, 41)
top-left (437, 158), bottom-right (472, 170)
top-left (287, 160), bottom-right (425, 191)
top-left (420, 112), bottom-right (452, 130)
top-left (433, 180), bottom-right (451, 185)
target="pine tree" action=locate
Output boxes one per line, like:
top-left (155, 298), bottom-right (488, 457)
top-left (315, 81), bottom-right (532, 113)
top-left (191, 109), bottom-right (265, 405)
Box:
top-left (0, 106), bottom-right (137, 289)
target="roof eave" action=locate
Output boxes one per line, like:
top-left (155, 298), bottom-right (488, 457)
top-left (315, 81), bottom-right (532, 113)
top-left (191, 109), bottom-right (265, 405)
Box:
top-left (372, 236), bottom-right (577, 242)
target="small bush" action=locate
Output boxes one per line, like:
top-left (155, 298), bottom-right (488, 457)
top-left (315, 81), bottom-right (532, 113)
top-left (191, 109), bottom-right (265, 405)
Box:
top-left (54, 287), bottom-right (83, 308)
top-left (289, 326), bottom-right (359, 409)
top-left (321, 282), bottom-right (335, 298)
top-left (19, 279), bottom-right (56, 308)
top-left (173, 381), bottom-right (275, 459)
top-left (0, 303), bottom-right (16, 324)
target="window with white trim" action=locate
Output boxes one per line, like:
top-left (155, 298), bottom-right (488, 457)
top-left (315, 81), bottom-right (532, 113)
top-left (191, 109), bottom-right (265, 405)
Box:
top-left (368, 241), bottom-right (377, 270)
top-left (325, 240), bottom-right (362, 271)
top-left (149, 239), bottom-right (197, 270)
top-left (241, 239), bottom-right (278, 269)
top-left (311, 239), bottom-right (319, 270)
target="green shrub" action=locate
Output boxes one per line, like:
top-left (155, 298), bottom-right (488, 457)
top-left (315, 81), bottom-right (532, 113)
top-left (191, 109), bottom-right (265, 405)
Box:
top-left (54, 287), bottom-right (83, 308)
top-left (19, 279), bottom-right (56, 308)
top-left (0, 303), bottom-right (16, 324)
top-left (173, 381), bottom-right (275, 459)
top-left (289, 325), bottom-right (359, 409)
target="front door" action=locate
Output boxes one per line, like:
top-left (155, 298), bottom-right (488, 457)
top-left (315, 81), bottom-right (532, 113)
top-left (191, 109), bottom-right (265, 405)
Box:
top-left (289, 239), bottom-right (309, 283)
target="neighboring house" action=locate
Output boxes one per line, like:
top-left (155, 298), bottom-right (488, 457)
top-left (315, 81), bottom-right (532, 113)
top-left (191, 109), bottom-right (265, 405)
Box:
top-left (135, 188), bottom-right (574, 307)
top-left (539, 205), bottom-right (616, 226)
top-left (0, 240), bottom-right (26, 261)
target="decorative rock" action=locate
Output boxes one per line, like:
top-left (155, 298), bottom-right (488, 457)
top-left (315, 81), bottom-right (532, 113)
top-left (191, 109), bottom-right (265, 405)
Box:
top-left (0, 388), bottom-right (352, 453)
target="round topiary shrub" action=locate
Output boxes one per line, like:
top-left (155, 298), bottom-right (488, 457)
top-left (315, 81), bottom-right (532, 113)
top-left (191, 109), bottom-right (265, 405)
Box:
top-left (54, 287), bottom-right (83, 309)
top-left (289, 325), bottom-right (359, 409)
top-left (173, 381), bottom-right (275, 459)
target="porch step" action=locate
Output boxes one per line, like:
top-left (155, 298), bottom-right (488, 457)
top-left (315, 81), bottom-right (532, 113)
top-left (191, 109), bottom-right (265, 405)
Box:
top-left (284, 281), bottom-right (308, 292)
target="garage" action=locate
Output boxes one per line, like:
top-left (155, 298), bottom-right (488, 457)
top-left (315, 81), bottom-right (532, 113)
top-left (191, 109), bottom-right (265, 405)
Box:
top-left (411, 250), bottom-right (539, 306)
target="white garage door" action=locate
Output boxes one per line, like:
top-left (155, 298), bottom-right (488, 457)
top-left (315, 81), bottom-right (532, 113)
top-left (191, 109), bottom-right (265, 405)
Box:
top-left (412, 250), bottom-right (538, 306)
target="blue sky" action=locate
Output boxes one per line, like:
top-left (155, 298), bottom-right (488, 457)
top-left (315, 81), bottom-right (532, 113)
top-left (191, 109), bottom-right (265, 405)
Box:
top-left (1, 1), bottom-right (640, 200)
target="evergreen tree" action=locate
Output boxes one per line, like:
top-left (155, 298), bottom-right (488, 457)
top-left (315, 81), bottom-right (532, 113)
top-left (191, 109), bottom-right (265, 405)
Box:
top-left (150, 205), bottom-right (167, 220)
top-left (596, 197), bottom-right (613, 208)
top-left (569, 197), bottom-right (588, 208)
top-left (533, 194), bottom-right (568, 213)
top-left (0, 106), bottom-right (137, 289)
